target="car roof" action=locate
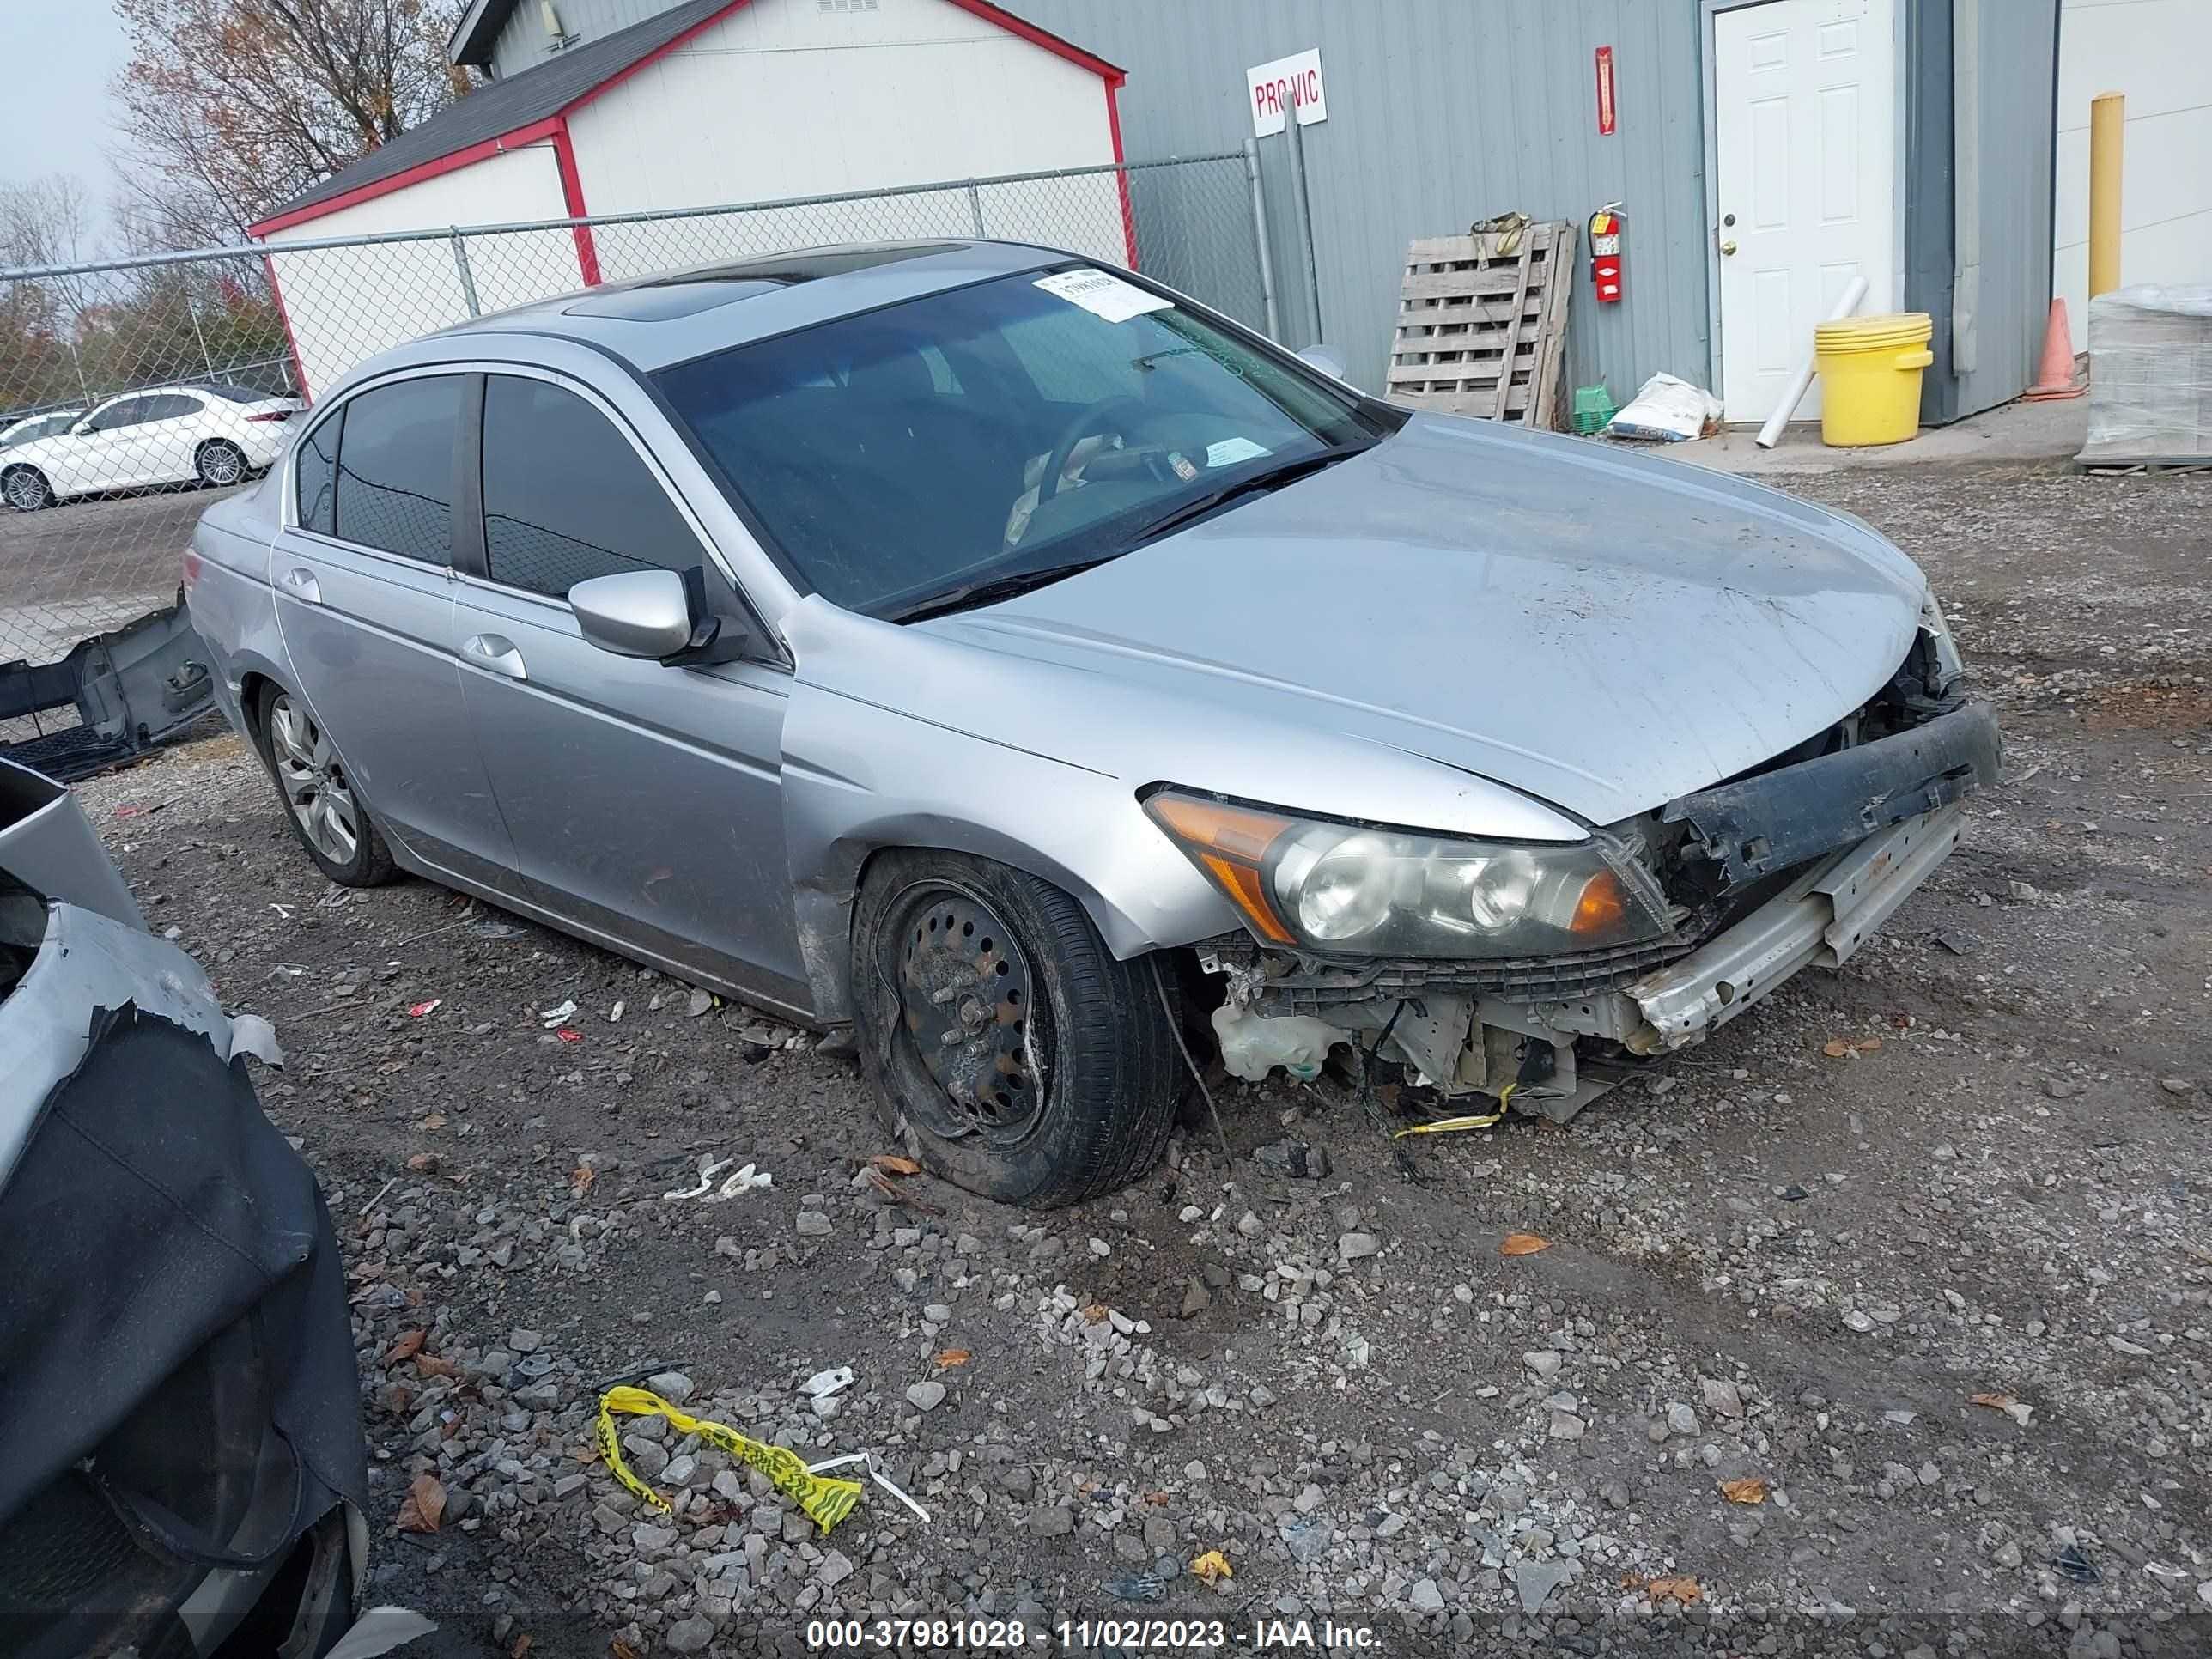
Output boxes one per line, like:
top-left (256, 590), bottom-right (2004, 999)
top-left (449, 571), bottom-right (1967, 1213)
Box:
top-left (419, 239), bottom-right (1071, 374)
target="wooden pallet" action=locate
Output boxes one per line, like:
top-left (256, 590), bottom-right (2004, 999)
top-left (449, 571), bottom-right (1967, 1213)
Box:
top-left (1385, 222), bottom-right (1577, 429)
top-left (2073, 452), bottom-right (2212, 476)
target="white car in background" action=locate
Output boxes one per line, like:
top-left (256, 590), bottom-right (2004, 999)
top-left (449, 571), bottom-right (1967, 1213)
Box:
top-left (1, 383), bottom-right (302, 511)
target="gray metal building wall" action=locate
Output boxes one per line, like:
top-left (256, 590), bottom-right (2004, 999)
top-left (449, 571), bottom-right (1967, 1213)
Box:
top-left (1905, 0), bottom-right (2061, 423)
top-left (1003, 0), bottom-right (1714, 400)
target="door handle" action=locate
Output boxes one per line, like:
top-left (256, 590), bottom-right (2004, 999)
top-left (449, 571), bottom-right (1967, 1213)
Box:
top-left (277, 566), bottom-right (321, 604)
top-left (1719, 238), bottom-right (1739, 257)
top-left (460, 633), bottom-right (528, 682)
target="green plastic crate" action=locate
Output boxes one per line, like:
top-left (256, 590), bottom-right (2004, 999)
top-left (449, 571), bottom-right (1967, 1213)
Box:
top-left (1571, 384), bottom-right (1616, 435)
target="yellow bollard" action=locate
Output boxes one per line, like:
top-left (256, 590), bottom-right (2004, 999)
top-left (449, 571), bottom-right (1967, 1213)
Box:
top-left (2089, 91), bottom-right (2124, 300)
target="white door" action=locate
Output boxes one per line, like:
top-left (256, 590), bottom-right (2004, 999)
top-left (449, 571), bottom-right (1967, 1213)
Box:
top-left (1714, 0), bottom-right (1896, 423)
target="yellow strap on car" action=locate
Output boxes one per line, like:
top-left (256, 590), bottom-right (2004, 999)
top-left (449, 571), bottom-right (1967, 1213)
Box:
top-left (595, 1386), bottom-right (861, 1533)
top-left (1390, 1084), bottom-right (1516, 1139)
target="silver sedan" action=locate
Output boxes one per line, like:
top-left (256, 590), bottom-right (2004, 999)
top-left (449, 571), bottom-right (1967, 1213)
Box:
top-left (185, 240), bottom-right (1998, 1206)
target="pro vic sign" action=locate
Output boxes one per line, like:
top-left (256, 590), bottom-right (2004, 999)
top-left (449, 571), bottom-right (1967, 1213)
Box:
top-left (1247, 49), bottom-right (1326, 137)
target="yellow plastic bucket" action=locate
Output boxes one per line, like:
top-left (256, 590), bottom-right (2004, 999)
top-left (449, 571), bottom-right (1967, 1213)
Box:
top-left (1814, 313), bottom-right (1934, 447)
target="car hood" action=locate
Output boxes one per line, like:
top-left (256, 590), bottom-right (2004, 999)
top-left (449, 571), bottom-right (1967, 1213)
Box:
top-left (923, 415), bottom-right (1929, 824)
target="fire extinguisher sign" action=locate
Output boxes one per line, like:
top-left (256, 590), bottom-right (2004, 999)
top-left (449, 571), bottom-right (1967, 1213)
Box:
top-left (1595, 46), bottom-right (1617, 136)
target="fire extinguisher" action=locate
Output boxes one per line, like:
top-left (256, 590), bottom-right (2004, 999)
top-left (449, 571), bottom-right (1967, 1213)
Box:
top-left (1589, 202), bottom-right (1625, 304)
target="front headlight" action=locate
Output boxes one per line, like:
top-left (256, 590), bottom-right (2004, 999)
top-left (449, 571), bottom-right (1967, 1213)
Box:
top-left (1144, 789), bottom-right (1672, 958)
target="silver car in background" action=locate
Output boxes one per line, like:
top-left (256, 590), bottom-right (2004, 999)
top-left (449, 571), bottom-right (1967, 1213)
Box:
top-left (185, 240), bottom-right (1998, 1206)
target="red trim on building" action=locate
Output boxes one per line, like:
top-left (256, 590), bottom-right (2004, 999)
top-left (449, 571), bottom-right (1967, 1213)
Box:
top-left (248, 117), bottom-right (564, 237)
top-left (262, 252), bottom-right (313, 402)
top-left (551, 117), bottom-right (602, 285)
top-left (934, 0), bottom-right (1125, 82)
top-left (1103, 76), bottom-right (1139, 270)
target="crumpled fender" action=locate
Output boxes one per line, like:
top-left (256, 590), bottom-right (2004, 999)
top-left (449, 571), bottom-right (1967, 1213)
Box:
top-left (774, 596), bottom-right (1587, 1021)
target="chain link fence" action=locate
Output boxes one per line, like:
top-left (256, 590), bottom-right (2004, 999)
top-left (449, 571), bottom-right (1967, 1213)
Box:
top-left (0, 152), bottom-right (1266, 687)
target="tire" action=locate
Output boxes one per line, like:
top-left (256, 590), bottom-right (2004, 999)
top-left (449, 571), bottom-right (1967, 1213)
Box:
top-left (852, 849), bottom-right (1182, 1208)
top-left (197, 439), bottom-right (248, 488)
top-left (3, 465), bottom-right (52, 512)
top-left (256, 684), bottom-right (396, 886)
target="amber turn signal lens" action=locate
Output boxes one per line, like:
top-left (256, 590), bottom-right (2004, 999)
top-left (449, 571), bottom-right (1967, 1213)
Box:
top-left (1145, 794), bottom-right (1297, 944)
top-left (1569, 868), bottom-right (1630, 935)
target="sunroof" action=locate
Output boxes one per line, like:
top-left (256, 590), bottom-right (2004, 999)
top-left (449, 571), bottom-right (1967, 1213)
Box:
top-left (561, 243), bottom-right (965, 320)
top-left (562, 279), bottom-right (791, 321)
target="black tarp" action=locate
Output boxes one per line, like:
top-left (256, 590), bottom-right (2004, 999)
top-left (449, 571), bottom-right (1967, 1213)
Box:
top-left (0, 1002), bottom-right (365, 1653)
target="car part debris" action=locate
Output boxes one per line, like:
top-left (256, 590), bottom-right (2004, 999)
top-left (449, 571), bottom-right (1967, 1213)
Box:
top-left (322, 1607), bottom-right (439, 1659)
top-left (0, 597), bottom-right (216, 783)
top-left (2054, 1544), bottom-right (2101, 1585)
top-left (596, 1386), bottom-right (860, 1531)
top-left (538, 999), bottom-right (577, 1027)
top-left (1104, 1564), bottom-right (1175, 1603)
top-left (0, 1001), bottom-right (368, 1656)
top-left (1253, 1139), bottom-right (1329, 1179)
top-left (229, 1010), bottom-right (285, 1067)
top-left (800, 1367), bottom-right (855, 1401)
top-left (1211, 1000), bottom-right (1338, 1083)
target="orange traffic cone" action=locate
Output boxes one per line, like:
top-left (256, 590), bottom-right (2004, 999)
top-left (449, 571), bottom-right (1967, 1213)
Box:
top-left (2023, 299), bottom-right (2084, 400)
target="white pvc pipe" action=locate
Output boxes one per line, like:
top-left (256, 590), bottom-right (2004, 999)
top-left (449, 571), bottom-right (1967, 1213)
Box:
top-left (1755, 275), bottom-right (1869, 448)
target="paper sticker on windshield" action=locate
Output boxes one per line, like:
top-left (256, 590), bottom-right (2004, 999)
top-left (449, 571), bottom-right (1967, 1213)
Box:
top-left (1206, 437), bottom-right (1270, 468)
top-left (1034, 270), bottom-right (1174, 324)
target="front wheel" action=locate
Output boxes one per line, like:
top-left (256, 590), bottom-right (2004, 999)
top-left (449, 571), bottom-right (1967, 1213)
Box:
top-left (852, 850), bottom-right (1182, 1208)
top-left (3, 465), bottom-right (52, 512)
top-left (197, 439), bottom-right (247, 488)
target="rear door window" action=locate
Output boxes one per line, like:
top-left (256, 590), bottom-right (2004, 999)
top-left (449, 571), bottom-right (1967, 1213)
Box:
top-left (296, 407), bottom-right (343, 535)
top-left (478, 374), bottom-right (703, 600)
top-left (332, 376), bottom-right (460, 564)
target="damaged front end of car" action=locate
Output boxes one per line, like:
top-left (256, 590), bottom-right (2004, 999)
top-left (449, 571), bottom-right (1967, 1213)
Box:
top-left (1166, 611), bottom-right (2001, 1121)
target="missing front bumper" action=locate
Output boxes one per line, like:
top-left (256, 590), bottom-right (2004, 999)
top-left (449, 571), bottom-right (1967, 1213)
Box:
top-left (1623, 801), bottom-right (1965, 1051)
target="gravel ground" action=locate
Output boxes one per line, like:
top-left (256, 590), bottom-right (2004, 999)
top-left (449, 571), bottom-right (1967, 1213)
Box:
top-left (73, 459), bottom-right (2212, 1657)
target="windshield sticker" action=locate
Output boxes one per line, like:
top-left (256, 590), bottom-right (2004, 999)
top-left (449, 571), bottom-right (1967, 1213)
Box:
top-left (1206, 436), bottom-right (1270, 468)
top-left (1034, 269), bottom-right (1176, 324)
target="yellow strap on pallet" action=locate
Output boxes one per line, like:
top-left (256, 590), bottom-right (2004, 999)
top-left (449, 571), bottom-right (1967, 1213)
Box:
top-left (1390, 1084), bottom-right (1516, 1139)
top-left (595, 1386), bottom-right (862, 1533)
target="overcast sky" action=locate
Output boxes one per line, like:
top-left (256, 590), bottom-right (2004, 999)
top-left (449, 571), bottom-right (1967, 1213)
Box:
top-left (0, 0), bottom-right (134, 247)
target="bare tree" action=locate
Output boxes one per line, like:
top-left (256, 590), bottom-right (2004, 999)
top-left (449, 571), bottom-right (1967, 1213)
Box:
top-left (110, 0), bottom-right (473, 246)
top-left (0, 176), bottom-right (103, 410)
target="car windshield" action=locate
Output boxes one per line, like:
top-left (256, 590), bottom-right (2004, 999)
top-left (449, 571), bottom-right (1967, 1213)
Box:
top-left (656, 267), bottom-right (1382, 617)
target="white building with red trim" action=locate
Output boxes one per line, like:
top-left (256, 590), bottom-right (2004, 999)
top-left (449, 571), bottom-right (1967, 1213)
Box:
top-left (254, 0), bottom-right (1129, 398)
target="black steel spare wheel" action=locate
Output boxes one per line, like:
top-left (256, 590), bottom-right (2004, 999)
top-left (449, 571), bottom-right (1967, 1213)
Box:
top-left (892, 886), bottom-right (1046, 1142)
top-left (852, 849), bottom-right (1182, 1208)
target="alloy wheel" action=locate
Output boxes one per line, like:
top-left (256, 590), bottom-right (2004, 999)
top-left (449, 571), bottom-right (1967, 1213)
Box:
top-left (885, 883), bottom-right (1047, 1143)
top-left (3, 470), bottom-right (49, 511)
top-left (268, 694), bottom-right (360, 866)
top-left (200, 441), bottom-right (246, 486)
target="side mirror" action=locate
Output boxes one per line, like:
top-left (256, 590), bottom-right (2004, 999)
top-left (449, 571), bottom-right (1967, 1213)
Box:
top-left (1294, 343), bottom-right (1349, 383)
top-left (70, 420), bottom-right (95, 436)
top-left (571, 570), bottom-right (706, 660)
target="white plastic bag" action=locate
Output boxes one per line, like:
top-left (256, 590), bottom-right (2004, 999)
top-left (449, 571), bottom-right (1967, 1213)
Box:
top-left (1604, 372), bottom-right (1721, 442)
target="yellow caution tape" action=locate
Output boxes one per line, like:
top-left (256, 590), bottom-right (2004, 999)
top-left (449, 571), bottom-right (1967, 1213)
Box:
top-left (1391, 1084), bottom-right (1516, 1139)
top-left (595, 1386), bottom-right (862, 1534)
